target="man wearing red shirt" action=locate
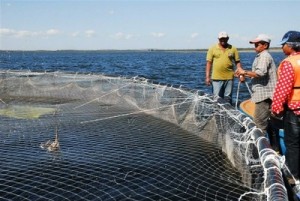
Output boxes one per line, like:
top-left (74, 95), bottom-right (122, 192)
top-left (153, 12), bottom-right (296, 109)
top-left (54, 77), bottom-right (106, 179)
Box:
top-left (271, 31), bottom-right (300, 188)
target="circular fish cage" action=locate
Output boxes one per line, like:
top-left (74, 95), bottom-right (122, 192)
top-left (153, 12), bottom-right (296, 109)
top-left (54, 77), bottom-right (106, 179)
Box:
top-left (0, 71), bottom-right (286, 201)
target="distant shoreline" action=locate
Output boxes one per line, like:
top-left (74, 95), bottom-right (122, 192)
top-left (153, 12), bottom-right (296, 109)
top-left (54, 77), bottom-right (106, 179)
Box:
top-left (0, 47), bottom-right (282, 52)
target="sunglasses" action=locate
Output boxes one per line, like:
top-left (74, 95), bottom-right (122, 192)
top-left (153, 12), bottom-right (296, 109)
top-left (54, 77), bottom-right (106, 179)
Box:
top-left (254, 43), bottom-right (261, 47)
top-left (254, 42), bottom-right (266, 47)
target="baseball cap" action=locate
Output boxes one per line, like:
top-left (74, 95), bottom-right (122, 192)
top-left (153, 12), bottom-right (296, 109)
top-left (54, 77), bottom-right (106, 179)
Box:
top-left (218, 31), bottom-right (229, 39)
top-left (279, 31), bottom-right (300, 45)
top-left (249, 34), bottom-right (271, 44)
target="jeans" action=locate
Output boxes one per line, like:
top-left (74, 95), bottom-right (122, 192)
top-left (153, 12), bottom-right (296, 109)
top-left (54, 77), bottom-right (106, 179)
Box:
top-left (212, 80), bottom-right (233, 104)
top-left (284, 110), bottom-right (300, 180)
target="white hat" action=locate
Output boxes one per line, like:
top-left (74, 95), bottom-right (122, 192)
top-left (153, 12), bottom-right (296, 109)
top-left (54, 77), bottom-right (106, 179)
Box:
top-left (249, 34), bottom-right (271, 44)
top-left (218, 31), bottom-right (229, 39)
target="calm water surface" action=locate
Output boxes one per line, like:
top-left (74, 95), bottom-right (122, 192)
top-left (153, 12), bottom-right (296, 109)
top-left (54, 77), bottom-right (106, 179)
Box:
top-left (0, 50), bottom-right (285, 101)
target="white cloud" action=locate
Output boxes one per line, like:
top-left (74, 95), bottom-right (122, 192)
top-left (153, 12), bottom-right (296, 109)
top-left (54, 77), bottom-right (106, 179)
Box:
top-left (85, 30), bottom-right (96, 38)
top-left (151, 32), bottom-right (165, 38)
top-left (111, 32), bottom-right (134, 40)
top-left (0, 28), bottom-right (61, 38)
top-left (71, 31), bottom-right (80, 37)
top-left (190, 33), bottom-right (199, 39)
top-left (15, 30), bottom-right (36, 38)
top-left (45, 29), bottom-right (60, 35)
top-left (0, 28), bottom-right (15, 36)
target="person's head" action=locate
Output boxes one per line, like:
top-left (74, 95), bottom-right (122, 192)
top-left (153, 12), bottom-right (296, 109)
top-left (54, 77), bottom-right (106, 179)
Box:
top-left (279, 30), bottom-right (300, 55)
top-left (218, 31), bottom-right (229, 47)
top-left (249, 34), bottom-right (271, 53)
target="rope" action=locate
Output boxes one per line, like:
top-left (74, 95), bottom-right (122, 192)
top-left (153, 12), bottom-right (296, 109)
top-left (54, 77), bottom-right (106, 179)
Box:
top-left (235, 81), bottom-right (241, 110)
top-left (245, 81), bottom-right (253, 96)
top-left (235, 79), bottom-right (253, 110)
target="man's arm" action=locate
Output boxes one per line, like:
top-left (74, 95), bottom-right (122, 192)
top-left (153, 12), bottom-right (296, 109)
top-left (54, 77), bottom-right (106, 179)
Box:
top-left (234, 60), bottom-right (245, 82)
top-left (234, 48), bottom-right (243, 72)
top-left (206, 61), bottom-right (212, 86)
top-left (235, 59), bottom-right (260, 78)
top-left (272, 61), bottom-right (294, 115)
top-left (235, 60), bottom-right (242, 70)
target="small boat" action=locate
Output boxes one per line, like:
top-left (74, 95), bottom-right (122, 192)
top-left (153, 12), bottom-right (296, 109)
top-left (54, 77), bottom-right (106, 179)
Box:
top-left (239, 99), bottom-right (255, 118)
top-left (239, 99), bottom-right (286, 154)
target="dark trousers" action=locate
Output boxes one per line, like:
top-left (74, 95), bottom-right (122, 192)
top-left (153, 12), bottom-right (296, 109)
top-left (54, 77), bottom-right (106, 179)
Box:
top-left (284, 110), bottom-right (300, 180)
top-left (254, 99), bottom-right (272, 135)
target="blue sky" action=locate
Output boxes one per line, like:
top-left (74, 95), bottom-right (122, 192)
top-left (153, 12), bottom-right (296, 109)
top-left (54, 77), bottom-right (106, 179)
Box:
top-left (1, 0), bottom-right (299, 50)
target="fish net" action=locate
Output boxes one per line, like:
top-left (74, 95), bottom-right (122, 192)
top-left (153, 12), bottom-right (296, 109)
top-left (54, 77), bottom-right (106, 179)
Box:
top-left (0, 70), bottom-right (288, 201)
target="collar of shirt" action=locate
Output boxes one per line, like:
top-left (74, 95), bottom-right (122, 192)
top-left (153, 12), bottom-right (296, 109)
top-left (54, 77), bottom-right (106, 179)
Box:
top-left (291, 52), bottom-right (300, 56)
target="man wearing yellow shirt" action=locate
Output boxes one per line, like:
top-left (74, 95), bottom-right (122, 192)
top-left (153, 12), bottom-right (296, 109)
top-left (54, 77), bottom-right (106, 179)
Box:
top-left (206, 31), bottom-right (242, 104)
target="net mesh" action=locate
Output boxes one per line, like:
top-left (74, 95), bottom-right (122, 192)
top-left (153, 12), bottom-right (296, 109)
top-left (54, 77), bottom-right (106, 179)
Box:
top-left (0, 70), bottom-right (288, 201)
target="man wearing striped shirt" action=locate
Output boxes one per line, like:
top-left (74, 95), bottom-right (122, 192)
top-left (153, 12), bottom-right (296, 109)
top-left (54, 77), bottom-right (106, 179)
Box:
top-left (236, 34), bottom-right (277, 135)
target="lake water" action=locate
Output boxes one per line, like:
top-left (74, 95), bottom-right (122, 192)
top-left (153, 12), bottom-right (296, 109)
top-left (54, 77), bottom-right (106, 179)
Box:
top-left (0, 50), bottom-right (285, 101)
top-left (0, 50), bottom-right (286, 200)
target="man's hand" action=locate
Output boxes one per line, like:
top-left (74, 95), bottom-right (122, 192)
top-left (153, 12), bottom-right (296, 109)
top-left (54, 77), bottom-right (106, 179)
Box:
top-left (239, 75), bottom-right (245, 82)
top-left (271, 111), bottom-right (284, 120)
top-left (235, 68), bottom-right (245, 77)
top-left (205, 77), bottom-right (211, 86)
